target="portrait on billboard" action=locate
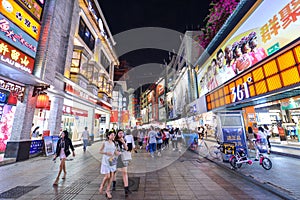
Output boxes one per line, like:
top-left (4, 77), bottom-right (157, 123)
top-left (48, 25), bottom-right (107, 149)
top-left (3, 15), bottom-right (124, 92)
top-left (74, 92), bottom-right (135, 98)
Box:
top-left (196, 0), bottom-right (300, 96)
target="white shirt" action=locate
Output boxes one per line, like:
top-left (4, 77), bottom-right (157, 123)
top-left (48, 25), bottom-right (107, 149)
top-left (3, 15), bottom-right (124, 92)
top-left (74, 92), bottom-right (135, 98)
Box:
top-left (125, 135), bottom-right (135, 148)
top-left (82, 130), bottom-right (89, 140)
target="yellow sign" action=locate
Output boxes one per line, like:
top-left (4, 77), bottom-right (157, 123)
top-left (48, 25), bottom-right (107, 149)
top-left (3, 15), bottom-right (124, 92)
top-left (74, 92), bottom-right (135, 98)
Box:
top-left (206, 43), bottom-right (300, 111)
top-left (0, 0), bottom-right (41, 41)
top-left (15, 0), bottom-right (44, 21)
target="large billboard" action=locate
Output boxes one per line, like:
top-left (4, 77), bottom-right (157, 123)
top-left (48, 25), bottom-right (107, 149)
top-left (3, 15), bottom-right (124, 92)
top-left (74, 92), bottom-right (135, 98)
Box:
top-left (173, 69), bottom-right (189, 117)
top-left (197, 0), bottom-right (300, 96)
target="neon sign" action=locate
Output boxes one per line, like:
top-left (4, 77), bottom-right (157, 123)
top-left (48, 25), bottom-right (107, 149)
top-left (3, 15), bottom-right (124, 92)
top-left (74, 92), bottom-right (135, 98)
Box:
top-left (0, 14), bottom-right (38, 58)
top-left (0, 39), bottom-right (35, 74)
top-left (0, 0), bottom-right (41, 40)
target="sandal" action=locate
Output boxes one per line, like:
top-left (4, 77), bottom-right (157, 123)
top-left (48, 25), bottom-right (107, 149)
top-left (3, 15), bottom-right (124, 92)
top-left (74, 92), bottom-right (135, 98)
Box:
top-left (53, 179), bottom-right (59, 186)
top-left (62, 173), bottom-right (66, 179)
top-left (105, 191), bottom-right (112, 199)
top-left (99, 185), bottom-right (104, 194)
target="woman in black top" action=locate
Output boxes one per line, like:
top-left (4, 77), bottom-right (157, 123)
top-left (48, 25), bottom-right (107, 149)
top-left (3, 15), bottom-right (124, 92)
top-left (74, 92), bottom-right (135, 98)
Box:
top-left (53, 130), bottom-right (75, 186)
top-left (111, 129), bottom-right (132, 196)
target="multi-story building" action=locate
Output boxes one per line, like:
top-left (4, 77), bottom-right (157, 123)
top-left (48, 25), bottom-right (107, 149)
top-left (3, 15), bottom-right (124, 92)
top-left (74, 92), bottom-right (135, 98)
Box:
top-left (1, 0), bottom-right (118, 161)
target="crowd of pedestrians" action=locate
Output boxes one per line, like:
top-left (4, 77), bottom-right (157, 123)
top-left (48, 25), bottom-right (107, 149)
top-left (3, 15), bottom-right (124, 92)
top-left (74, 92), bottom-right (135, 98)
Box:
top-left (52, 126), bottom-right (186, 199)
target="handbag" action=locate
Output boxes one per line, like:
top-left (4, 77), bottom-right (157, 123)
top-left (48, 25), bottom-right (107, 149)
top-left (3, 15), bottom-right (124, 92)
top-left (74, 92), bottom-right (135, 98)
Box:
top-left (121, 151), bottom-right (132, 161)
top-left (108, 156), bottom-right (117, 166)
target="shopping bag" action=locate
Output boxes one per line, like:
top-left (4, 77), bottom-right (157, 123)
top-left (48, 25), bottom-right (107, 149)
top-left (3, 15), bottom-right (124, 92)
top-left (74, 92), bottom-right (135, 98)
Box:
top-left (108, 156), bottom-right (117, 166)
top-left (121, 151), bottom-right (132, 161)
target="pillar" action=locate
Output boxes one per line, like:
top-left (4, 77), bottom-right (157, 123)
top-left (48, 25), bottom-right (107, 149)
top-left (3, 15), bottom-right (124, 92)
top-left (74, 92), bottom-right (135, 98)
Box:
top-left (4, 86), bottom-right (37, 161)
top-left (48, 95), bottom-right (64, 136)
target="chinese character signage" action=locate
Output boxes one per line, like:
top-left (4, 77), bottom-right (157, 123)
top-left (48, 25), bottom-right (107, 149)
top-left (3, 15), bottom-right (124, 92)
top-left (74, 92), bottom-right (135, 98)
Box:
top-left (0, 0), bottom-right (41, 40)
top-left (197, 0), bottom-right (300, 97)
top-left (15, 0), bottom-right (44, 22)
top-left (0, 14), bottom-right (38, 58)
top-left (0, 39), bottom-right (35, 74)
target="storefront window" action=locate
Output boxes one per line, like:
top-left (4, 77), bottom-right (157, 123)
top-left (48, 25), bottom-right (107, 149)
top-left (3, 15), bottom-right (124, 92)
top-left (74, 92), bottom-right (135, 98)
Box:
top-left (80, 54), bottom-right (88, 77)
top-left (71, 50), bottom-right (81, 74)
top-left (78, 17), bottom-right (95, 51)
top-left (92, 68), bottom-right (99, 85)
top-left (100, 51), bottom-right (110, 73)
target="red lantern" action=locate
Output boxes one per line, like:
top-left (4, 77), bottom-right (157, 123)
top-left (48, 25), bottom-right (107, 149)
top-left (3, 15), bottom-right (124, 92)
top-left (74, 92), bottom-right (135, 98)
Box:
top-left (7, 92), bottom-right (18, 106)
top-left (36, 93), bottom-right (49, 108)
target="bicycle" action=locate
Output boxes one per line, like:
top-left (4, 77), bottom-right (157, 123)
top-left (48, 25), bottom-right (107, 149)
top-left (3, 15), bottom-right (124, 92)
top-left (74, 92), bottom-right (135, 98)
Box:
top-left (209, 141), bottom-right (223, 161)
top-left (229, 148), bottom-right (272, 170)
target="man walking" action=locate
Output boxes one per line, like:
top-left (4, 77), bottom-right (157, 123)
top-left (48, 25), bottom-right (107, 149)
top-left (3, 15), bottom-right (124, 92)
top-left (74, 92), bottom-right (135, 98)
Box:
top-left (82, 127), bottom-right (89, 152)
top-left (147, 126), bottom-right (157, 158)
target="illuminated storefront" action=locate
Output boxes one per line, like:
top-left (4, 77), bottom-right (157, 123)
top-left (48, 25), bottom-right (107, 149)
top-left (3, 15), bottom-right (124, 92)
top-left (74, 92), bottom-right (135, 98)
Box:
top-left (198, 0), bottom-right (300, 143)
top-left (0, 0), bottom-right (46, 157)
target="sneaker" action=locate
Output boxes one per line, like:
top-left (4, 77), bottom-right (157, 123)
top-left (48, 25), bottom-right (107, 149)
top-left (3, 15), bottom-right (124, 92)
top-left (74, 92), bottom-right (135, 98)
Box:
top-left (173, 148), bottom-right (175, 151)
top-left (254, 158), bottom-right (259, 161)
top-left (158, 152), bottom-right (161, 157)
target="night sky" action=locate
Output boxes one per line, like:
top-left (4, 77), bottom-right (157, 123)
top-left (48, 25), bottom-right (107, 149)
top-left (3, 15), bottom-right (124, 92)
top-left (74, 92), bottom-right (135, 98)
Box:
top-left (98, 0), bottom-right (211, 89)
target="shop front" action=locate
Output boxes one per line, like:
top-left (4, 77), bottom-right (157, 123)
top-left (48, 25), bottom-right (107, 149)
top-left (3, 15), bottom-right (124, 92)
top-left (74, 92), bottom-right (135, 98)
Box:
top-left (205, 41), bottom-right (300, 144)
top-left (195, 0), bottom-right (300, 146)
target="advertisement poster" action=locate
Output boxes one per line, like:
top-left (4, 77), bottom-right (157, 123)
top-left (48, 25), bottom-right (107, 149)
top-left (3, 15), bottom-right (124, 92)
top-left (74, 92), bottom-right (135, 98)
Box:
top-left (29, 140), bottom-right (43, 155)
top-left (44, 136), bottom-right (53, 156)
top-left (173, 69), bottom-right (189, 117)
top-left (0, 105), bottom-right (15, 152)
top-left (44, 136), bottom-right (60, 156)
top-left (52, 136), bottom-right (59, 154)
top-left (197, 0), bottom-right (300, 96)
top-left (222, 127), bottom-right (248, 156)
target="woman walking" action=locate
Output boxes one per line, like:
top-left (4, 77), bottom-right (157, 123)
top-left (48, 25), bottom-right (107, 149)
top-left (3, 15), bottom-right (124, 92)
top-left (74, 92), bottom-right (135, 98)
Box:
top-left (99, 131), bottom-right (118, 199)
top-left (112, 129), bottom-right (132, 196)
top-left (53, 130), bottom-right (75, 186)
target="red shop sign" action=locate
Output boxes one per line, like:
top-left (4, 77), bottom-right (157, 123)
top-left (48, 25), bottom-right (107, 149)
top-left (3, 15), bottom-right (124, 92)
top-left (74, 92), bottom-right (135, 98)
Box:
top-left (0, 39), bottom-right (35, 74)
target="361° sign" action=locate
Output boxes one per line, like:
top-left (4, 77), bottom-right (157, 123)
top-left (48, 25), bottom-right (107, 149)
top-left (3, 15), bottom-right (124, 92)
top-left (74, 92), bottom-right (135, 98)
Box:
top-left (231, 77), bottom-right (252, 103)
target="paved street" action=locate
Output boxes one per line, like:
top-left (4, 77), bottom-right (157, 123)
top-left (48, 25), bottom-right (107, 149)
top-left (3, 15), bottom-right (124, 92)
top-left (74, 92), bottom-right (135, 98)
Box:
top-left (0, 140), bottom-right (295, 200)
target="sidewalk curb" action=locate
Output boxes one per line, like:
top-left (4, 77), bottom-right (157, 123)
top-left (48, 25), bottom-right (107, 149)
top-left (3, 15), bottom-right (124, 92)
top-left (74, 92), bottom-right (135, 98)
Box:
top-left (206, 138), bottom-right (300, 159)
top-left (193, 150), bottom-right (297, 200)
top-left (270, 151), bottom-right (300, 159)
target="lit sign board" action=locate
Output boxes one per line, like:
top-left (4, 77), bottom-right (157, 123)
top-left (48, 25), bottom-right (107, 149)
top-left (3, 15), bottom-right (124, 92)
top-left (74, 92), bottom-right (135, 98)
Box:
top-left (0, 13), bottom-right (38, 58)
top-left (15, 0), bottom-right (44, 22)
top-left (0, 79), bottom-right (25, 101)
top-left (0, 39), bottom-right (35, 74)
top-left (206, 44), bottom-right (300, 111)
top-left (197, 0), bottom-right (300, 97)
top-left (84, 0), bottom-right (108, 38)
top-left (0, 0), bottom-right (41, 40)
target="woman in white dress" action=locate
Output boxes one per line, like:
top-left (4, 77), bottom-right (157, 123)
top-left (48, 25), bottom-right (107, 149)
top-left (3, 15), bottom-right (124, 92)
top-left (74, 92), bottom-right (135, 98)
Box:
top-left (99, 131), bottom-right (118, 199)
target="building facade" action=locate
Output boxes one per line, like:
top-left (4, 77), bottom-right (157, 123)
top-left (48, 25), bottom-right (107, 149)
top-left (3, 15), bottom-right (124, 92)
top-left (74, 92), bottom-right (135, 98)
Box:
top-left (1, 0), bottom-right (118, 161)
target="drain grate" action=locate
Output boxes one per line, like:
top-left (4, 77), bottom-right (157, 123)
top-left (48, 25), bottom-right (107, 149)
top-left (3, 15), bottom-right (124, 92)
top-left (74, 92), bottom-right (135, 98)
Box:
top-left (116, 177), bottom-right (140, 191)
top-left (53, 193), bottom-right (77, 200)
top-left (0, 186), bottom-right (39, 198)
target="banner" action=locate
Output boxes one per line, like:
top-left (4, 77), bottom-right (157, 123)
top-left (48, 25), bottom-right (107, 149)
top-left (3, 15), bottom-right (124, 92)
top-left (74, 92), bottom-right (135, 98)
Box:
top-left (198, 0), bottom-right (300, 96)
top-left (110, 110), bottom-right (118, 123)
top-left (121, 110), bottom-right (129, 123)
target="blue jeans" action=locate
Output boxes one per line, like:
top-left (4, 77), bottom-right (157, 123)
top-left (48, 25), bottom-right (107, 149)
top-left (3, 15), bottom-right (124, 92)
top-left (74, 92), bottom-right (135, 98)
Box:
top-left (83, 139), bottom-right (88, 151)
top-left (149, 143), bottom-right (156, 155)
